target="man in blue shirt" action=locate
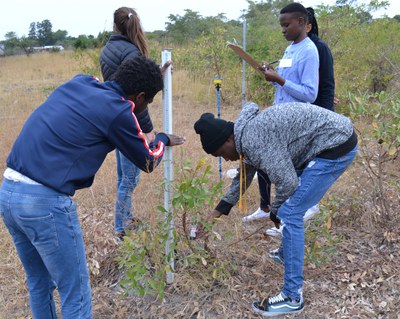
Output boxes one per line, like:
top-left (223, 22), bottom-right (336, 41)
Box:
top-left (0, 56), bottom-right (185, 318)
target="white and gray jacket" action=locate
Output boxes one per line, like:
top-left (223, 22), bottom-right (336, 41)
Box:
top-left (216, 102), bottom-right (356, 215)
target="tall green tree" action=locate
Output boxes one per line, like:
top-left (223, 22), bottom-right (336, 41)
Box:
top-left (52, 29), bottom-right (68, 44)
top-left (3, 32), bottom-right (19, 51)
top-left (36, 19), bottom-right (53, 46)
top-left (165, 9), bottom-right (228, 44)
top-left (28, 22), bottom-right (37, 40)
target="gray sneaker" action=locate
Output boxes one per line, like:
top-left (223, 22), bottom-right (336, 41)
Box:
top-left (252, 292), bottom-right (304, 317)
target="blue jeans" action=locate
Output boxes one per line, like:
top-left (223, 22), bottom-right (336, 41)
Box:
top-left (278, 146), bottom-right (357, 299)
top-left (0, 179), bottom-right (92, 319)
top-left (115, 150), bottom-right (141, 232)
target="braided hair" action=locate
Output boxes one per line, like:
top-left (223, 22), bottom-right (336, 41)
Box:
top-left (306, 7), bottom-right (319, 36)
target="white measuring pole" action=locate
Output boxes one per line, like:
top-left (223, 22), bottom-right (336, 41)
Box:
top-left (161, 49), bottom-right (174, 284)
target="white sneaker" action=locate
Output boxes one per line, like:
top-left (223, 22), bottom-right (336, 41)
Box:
top-left (265, 225), bottom-right (283, 237)
top-left (242, 208), bottom-right (270, 222)
top-left (304, 204), bottom-right (320, 222)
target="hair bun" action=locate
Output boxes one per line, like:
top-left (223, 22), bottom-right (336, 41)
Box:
top-left (306, 7), bottom-right (315, 16)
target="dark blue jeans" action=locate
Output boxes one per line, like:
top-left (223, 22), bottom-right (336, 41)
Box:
top-left (0, 179), bottom-right (92, 318)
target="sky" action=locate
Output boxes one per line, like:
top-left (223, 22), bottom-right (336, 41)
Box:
top-left (0, 0), bottom-right (399, 41)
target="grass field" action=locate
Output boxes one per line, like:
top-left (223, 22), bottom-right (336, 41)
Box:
top-left (0, 52), bottom-right (399, 319)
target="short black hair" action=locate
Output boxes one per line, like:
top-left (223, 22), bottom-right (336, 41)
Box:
top-left (280, 2), bottom-right (308, 22)
top-left (114, 56), bottom-right (163, 100)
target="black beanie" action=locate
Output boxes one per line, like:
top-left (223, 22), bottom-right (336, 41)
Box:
top-left (194, 113), bottom-right (234, 154)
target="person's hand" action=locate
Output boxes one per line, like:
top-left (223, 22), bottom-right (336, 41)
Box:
top-left (259, 61), bottom-right (268, 72)
top-left (161, 60), bottom-right (173, 76)
top-left (196, 209), bottom-right (223, 239)
top-left (165, 133), bottom-right (185, 146)
top-left (270, 211), bottom-right (281, 229)
top-left (334, 96), bottom-right (340, 106)
top-left (144, 130), bottom-right (156, 143)
top-left (259, 60), bottom-right (276, 72)
top-left (261, 67), bottom-right (281, 83)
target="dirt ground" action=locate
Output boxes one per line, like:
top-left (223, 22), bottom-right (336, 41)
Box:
top-left (1, 158), bottom-right (399, 319)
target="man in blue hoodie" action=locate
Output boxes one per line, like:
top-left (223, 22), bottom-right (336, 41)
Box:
top-left (0, 56), bottom-right (185, 319)
top-left (194, 101), bottom-right (357, 317)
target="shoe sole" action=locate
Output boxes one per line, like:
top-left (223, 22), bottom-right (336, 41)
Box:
top-left (252, 303), bottom-right (304, 317)
top-left (259, 308), bottom-right (304, 317)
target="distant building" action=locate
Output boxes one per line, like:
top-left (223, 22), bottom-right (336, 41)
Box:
top-left (0, 44), bottom-right (5, 56)
top-left (31, 45), bottom-right (65, 52)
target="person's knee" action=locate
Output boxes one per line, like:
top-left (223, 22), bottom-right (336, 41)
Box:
top-left (278, 205), bottom-right (305, 225)
top-left (119, 179), bottom-right (136, 192)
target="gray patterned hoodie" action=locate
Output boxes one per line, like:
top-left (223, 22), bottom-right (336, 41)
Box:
top-left (218, 101), bottom-right (355, 215)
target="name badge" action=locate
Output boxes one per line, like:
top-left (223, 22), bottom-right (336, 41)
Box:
top-left (279, 58), bottom-right (292, 68)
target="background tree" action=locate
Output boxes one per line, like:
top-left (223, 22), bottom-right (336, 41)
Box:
top-left (18, 36), bottom-right (35, 56)
top-left (28, 22), bottom-right (37, 41)
top-left (96, 31), bottom-right (112, 47)
top-left (36, 19), bottom-right (53, 46)
top-left (165, 10), bottom-right (228, 44)
top-left (73, 34), bottom-right (97, 50)
top-left (3, 32), bottom-right (20, 55)
top-left (52, 30), bottom-right (68, 44)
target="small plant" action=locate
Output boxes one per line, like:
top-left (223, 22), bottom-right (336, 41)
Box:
top-left (115, 158), bottom-right (230, 299)
top-left (116, 210), bottom-right (174, 299)
top-left (172, 158), bottom-right (222, 244)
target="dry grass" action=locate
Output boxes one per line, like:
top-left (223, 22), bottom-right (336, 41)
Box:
top-left (0, 52), bottom-right (399, 319)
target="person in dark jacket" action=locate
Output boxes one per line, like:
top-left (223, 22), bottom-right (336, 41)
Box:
top-left (194, 101), bottom-right (357, 316)
top-left (0, 57), bottom-right (185, 318)
top-left (306, 7), bottom-right (335, 111)
top-left (100, 7), bottom-right (171, 240)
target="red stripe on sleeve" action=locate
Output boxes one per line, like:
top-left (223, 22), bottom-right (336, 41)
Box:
top-left (127, 100), bottom-right (165, 159)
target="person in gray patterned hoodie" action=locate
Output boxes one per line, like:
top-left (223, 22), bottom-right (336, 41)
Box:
top-left (194, 101), bottom-right (357, 317)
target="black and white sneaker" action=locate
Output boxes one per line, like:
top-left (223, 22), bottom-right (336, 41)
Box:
top-left (252, 292), bottom-right (304, 317)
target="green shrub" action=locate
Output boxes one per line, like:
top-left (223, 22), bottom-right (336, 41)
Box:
top-left (116, 158), bottom-right (236, 299)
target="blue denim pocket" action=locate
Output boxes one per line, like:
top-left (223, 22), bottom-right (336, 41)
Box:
top-left (18, 211), bottom-right (59, 256)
